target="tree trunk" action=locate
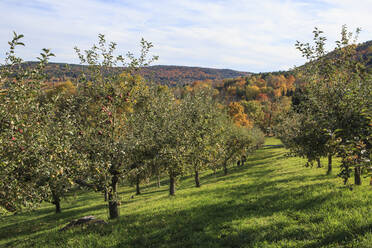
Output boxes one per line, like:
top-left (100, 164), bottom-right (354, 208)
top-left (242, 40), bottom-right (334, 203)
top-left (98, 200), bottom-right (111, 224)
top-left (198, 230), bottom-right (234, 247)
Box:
top-left (169, 174), bottom-right (175, 196)
top-left (317, 158), bottom-right (322, 168)
top-left (136, 174), bottom-right (141, 195)
top-left (223, 162), bottom-right (228, 175)
top-left (327, 154), bottom-right (332, 175)
top-left (213, 167), bottom-right (216, 175)
top-left (104, 187), bottom-right (108, 201)
top-left (108, 174), bottom-right (119, 219)
top-left (194, 168), bottom-right (200, 188)
top-left (354, 167), bottom-right (362, 185)
top-left (52, 191), bottom-right (61, 214)
top-left (157, 174), bottom-right (161, 188)
top-left (241, 160), bottom-right (245, 167)
top-left (342, 164), bottom-right (349, 185)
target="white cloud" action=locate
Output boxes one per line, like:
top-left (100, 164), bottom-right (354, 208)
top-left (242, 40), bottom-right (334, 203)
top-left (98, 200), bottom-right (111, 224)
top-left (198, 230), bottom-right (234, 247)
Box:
top-left (0, 0), bottom-right (371, 72)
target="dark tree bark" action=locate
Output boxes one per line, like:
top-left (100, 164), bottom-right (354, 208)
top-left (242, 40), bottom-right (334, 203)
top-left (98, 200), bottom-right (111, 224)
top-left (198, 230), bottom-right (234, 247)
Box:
top-left (241, 156), bottom-right (246, 166)
top-left (354, 167), bottom-right (362, 185)
top-left (223, 162), bottom-right (228, 175)
top-left (169, 174), bottom-right (175, 196)
top-left (317, 158), bottom-right (322, 168)
top-left (136, 174), bottom-right (141, 195)
top-left (157, 174), bottom-right (161, 188)
top-left (52, 191), bottom-right (61, 214)
top-left (342, 164), bottom-right (350, 185)
top-left (54, 199), bottom-right (61, 214)
top-left (194, 168), bottom-right (200, 188)
top-left (104, 187), bottom-right (108, 201)
top-left (327, 154), bottom-right (332, 175)
top-left (108, 174), bottom-right (119, 219)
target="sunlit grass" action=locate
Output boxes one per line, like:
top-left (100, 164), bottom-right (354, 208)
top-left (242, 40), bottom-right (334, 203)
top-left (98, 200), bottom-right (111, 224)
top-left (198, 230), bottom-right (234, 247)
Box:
top-left (1, 138), bottom-right (371, 248)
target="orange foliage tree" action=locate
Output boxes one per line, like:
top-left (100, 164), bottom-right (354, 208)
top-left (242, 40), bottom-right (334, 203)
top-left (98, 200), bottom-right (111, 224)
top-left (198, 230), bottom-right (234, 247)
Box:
top-left (228, 102), bottom-right (253, 128)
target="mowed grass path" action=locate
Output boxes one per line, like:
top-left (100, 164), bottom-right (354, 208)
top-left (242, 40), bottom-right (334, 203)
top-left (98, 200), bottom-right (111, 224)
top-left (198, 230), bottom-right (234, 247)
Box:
top-left (1, 138), bottom-right (372, 248)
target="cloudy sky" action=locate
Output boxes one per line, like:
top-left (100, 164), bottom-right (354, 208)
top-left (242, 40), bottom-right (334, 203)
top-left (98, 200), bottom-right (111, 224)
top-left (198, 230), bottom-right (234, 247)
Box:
top-left (0, 0), bottom-right (371, 72)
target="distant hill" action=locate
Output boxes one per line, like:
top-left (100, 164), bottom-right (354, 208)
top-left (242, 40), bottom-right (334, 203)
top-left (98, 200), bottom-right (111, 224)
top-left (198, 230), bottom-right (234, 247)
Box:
top-left (16, 62), bottom-right (250, 86)
top-left (6, 40), bottom-right (371, 86)
top-left (139, 65), bottom-right (250, 86)
top-left (355, 40), bottom-right (372, 69)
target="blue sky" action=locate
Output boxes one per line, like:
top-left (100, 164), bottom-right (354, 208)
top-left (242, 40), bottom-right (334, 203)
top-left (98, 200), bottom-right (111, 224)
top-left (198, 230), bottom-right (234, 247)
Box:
top-left (0, 0), bottom-right (371, 72)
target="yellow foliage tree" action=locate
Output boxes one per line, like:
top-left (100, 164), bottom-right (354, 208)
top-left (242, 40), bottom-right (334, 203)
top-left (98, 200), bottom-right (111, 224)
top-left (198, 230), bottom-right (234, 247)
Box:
top-left (228, 102), bottom-right (253, 128)
top-left (245, 85), bottom-right (260, 100)
top-left (46, 80), bottom-right (76, 96)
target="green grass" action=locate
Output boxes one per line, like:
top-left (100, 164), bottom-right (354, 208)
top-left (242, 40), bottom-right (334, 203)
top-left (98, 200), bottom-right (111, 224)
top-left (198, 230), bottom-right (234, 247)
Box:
top-left (1, 138), bottom-right (372, 248)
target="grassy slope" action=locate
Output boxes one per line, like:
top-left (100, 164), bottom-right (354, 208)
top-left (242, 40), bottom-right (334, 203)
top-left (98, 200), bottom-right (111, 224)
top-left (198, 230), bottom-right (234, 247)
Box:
top-left (1, 138), bottom-right (371, 248)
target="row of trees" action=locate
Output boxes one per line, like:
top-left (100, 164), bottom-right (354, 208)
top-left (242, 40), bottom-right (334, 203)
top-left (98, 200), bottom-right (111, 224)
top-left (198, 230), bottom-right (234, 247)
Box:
top-left (275, 26), bottom-right (371, 185)
top-left (0, 33), bottom-right (264, 218)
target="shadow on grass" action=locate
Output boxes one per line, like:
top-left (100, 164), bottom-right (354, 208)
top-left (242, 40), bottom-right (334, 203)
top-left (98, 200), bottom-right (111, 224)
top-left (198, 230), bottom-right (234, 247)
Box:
top-left (3, 143), bottom-right (358, 247)
top-left (139, 188), bottom-right (168, 196)
top-left (2, 219), bottom-right (118, 248)
top-left (245, 151), bottom-right (283, 163)
top-left (195, 167), bottom-right (276, 188)
top-left (303, 223), bottom-right (372, 248)
top-left (0, 203), bottom-right (107, 244)
top-left (107, 186), bottom-right (358, 248)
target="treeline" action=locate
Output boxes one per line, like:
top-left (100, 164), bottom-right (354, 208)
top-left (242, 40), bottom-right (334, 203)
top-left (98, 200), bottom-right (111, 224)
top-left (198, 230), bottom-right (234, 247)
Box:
top-left (140, 65), bottom-right (250, 86)
top-left (0, 33), bottom-right (264, 218)
top-left (12, 62), bottom-right (250, 87)
top-left (14, 38), bottom-right (372, 88)
top-left (178, 72), bottom-right (297, 134)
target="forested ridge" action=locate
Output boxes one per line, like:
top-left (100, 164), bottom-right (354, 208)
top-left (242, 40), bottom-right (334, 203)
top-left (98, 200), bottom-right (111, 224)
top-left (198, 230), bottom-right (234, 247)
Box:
top-left (9, 62), bottom-right (250, 86)
top-left (4, 39), bottom-right (371, 87)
